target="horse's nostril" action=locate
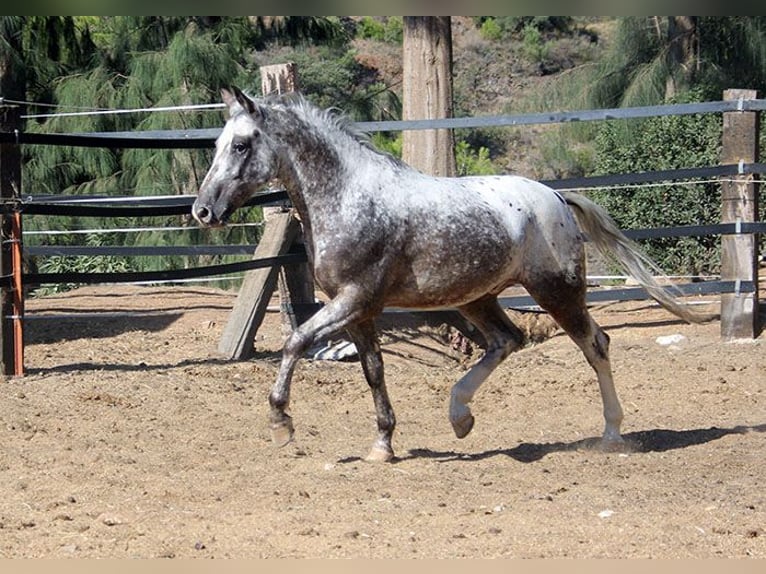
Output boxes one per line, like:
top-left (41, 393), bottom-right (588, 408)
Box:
top-left (193, 205), bottom-right (211, 224)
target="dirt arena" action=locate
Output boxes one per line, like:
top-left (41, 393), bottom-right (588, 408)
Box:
top-left (0, 284), bottom-right (763, 558)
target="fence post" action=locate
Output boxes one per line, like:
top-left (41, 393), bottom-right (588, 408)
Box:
top-left (720, 88), bottom-right (760, 340)
top-left (260, 63), bottom-right (316, 340)
top-left (217, 63), bottom-right (317, 360)
top-left (0, 104), bottom-right (24, 376)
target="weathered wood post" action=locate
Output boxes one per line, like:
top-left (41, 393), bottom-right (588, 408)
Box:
top-left (401, 16), bottom-right (456, 177)
top-left (259, 63), bottom-right (316, 340)
top-left (400, 17), bottom-right (482, 349)
top-left (217, 63), bottom-right (315, 359)
top-left (0, 103), bottom-right (24, 376)
top-left (720, 89), bottom-right (760, 340)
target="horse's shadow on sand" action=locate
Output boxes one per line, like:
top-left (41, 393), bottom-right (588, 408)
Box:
top-left (389, 423), bottom-right (766, 464)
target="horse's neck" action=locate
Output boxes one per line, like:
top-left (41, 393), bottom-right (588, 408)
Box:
top-left (277, 153), bottom-right (337, 218)
top-left (270, 107), bottom-right (412, 234)
top-left (273, 117), bottom-right (352, 219)
top-left (272, 146), bottom-right (334, 253)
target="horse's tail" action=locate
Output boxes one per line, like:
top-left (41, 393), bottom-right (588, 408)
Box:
top-left (560, 190), bottom-right (713, 324)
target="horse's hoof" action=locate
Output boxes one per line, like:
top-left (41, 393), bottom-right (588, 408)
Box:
top-left (270, 421), bottom-right (294, 447)
top-left (452, 413), bottom-right (475, 439)
top-left (365, 445), bottom-right (394, 463)
top-left (599, 435), bottom-right (637, 454)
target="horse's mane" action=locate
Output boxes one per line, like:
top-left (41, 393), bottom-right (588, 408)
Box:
top-left (263, 92), bottom-right (407, 168)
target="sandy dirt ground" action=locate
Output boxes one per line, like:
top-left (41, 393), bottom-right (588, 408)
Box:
top-left (0, 284), bottom-right (763, 558)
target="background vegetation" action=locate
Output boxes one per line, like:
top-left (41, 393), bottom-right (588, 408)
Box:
top-left (2, 16), bottom-right (766, 289)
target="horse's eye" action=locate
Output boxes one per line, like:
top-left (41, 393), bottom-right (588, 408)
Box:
top-left (232, 141), bottom-right (249, 154)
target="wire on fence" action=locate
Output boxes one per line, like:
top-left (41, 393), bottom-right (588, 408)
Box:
top-left (2, 96), bottom-right (764, 307)
top-left (3, 98), bottom-right (766, 148)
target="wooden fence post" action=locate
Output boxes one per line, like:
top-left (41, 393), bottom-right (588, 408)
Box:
top-left (720, 88), bottom-right (760, 340)
top-left (0, 104), bottom-right (24, 376)
top-left (259, 63), bottom-right (316, 340)
top-left (217, 63), bottom-right (316, 360)
top-left (217, 213), bottom-right (301, 359)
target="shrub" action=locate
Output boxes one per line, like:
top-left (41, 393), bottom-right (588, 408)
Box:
top-left (589, 91), bottom-right (722, 275)
top-left (455, 141), bottom-right (498, 176)
top-left (479, 18), bottom-right (503, 42)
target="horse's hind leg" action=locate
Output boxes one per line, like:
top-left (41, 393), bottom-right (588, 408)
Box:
top-left (450, 296), bottom-right (525, 438)
top-left (527, 281), bottom-right (624, 444)
top-left (347, 320), bottom-right (396, 462)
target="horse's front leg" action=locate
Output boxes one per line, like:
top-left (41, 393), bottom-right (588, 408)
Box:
top-left (347, 320), bottom-right (396, 462)
top-left (268, 288), bottom-right (367, 447)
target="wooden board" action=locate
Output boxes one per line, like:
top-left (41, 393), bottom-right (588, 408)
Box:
top-left (217, 212), bottom-right (301, 359)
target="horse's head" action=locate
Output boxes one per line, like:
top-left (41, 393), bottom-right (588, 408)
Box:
top-left (193, 86), bottom-right (278, 226)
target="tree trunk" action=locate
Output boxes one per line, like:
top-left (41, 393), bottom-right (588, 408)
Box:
top-left (665, 16), bottom-right (697, 100)
top-left (401, 17), bottom-right (475, 351)
top-left (401, 16), bottom-right (456, 177)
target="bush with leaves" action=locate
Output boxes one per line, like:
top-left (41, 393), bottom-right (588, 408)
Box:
top-left (589, 92), bottom-right (723, 275)
top-left (36, 233), bottom-right (133, 294)
top-left (472, 17), bottom-right (574, 40)
top-left (355, 16), bottom-right (402, 44)
top-left (455, 141), bottom-right (497, 176)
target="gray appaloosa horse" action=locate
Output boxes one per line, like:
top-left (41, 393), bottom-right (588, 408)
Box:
top-left (193, 87), bottom-right (708, 462)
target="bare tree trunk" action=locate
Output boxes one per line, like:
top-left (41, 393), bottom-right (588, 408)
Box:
top-left (665, 16), bottom-right (697, 100)
top-left (401, 16), bottom-right (456, 177)
top-left (401, 17), bottom-right (475, 351)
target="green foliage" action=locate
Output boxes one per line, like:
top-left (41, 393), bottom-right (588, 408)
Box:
top-left (259, 45), bottom-right (399, 122)
top-left (692, 17), bottom-right (766, 98)
top-left (371, 132), bottom-right (402, 158)
top-left (455, 141), bottom-right (498, 176)
top-left (369, 133), bottom-right (497, 177)
top-left (15, 17), bottom-right (275, 288)
top-left (256, 16), bottom-right (349, 49)
top-left (454, 125), bottom-right (508, 164)
top-left (590, 92), bottom-right (722, 275)
top-left (356, 17), bottom-right (384, 40)
top-left (532, 16), bottom-right (766, 184)
top-left (478, 18), bottom-right (503, 42)
top-left (356, 17), bottom-right (402, 44)
top-left (36, 233), bottom-right (133, 294)
top-left (544, 17), bottom-right (766, 112)
top-left (473, 17), bottom-right (574, 39)
top-left (521, 24), bottom-right (552, 66)
top-left (539, 129), bottom-right (595, 179)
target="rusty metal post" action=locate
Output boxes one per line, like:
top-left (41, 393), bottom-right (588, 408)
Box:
top-left (0, 104), bottom-right (24, 375)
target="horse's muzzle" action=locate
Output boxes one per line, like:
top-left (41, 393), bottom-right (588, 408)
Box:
top-left (192, 202), bottom-right (227, 227)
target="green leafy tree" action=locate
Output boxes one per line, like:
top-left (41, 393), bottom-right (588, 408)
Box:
top-left (589, 90), bottom-right (723, 275)
top-left (13, 16), bottom-right (397, 291)
top-left (20, 17), bottom-right (263, 282)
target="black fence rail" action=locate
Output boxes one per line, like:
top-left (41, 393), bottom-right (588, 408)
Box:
top-left (9, 162), bottom-right (765, 288)
top-left (0, 95), bottom-right (763, 375)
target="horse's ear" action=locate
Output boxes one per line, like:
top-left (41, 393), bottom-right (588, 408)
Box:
top-left (220, 87), bottom-right (243, 119)
top-left (221, 88), bottom-right (236, 109)
top-left (222, 86), bottom-right (264, 121)
top-left (231, 86), bottom-right (259, 116)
